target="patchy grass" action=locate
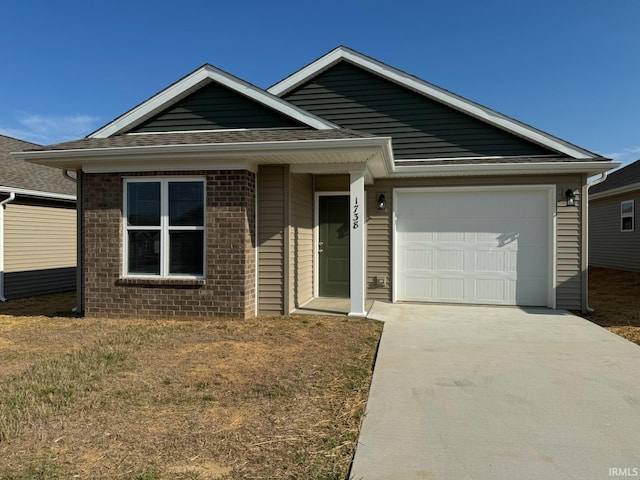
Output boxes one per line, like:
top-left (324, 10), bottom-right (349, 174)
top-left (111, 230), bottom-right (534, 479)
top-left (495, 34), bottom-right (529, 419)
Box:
top-left (583, 267), bottom-right (640, 345)
top-left (0, 293), bottom-right (382, 479)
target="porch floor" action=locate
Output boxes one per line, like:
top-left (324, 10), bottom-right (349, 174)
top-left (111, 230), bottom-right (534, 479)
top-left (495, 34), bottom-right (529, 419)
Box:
top-left (292, 297), bottom-right (375, 317)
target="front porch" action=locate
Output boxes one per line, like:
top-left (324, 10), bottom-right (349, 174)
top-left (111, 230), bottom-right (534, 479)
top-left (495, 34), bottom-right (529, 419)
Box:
top-left (257, 165), bottom-right (384, 318)
top-left (293, 297), bottom-right (375, 316)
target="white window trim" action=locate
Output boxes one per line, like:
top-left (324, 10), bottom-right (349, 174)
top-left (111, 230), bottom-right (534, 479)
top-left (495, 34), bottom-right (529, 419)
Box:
top-left (123, 177), bottom-right (206, 279)
top-left (621, 200), bottom-right (635, 232)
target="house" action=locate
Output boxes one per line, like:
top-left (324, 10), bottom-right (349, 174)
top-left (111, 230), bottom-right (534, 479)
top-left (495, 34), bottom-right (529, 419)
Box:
top-left (0, 134), bottom-right (76, 299)
top-left (14, 46), bottom-right (615, 318)
top-left (589, 159), bottom-right (640, 271)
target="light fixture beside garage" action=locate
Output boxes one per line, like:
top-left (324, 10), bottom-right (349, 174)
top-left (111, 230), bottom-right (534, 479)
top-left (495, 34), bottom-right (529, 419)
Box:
top-left (565, 189), bottom-right (576, 207)
top-left (377, 193), bottom-right (386, 210)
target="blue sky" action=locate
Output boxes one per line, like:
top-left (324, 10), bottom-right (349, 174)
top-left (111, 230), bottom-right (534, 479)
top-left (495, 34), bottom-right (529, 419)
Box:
top-left (1, 0), bottom-right (639, 166)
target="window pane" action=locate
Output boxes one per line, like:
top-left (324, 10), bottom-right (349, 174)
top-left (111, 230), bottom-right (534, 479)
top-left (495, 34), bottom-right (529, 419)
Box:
top-left (169, 182), bottom-right (204, 226)
top-left (169, 231), bottom-right (204, 275)
top-left (127, 182), bottom-right (160, 226)
top-left (128, 231), bottom-right (160, 274)
top-left (622, 201), bottom-right (634, 215)
top-left (622, 217), bottom-right (634, 231)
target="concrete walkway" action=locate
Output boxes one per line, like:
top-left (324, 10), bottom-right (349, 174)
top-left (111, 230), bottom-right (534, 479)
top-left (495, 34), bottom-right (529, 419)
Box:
top-left (351, 303), bottom-right (640, 480)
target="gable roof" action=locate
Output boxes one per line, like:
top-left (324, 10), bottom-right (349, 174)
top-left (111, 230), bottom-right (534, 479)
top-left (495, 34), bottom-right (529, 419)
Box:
top-left (89, 64), bottom-right (339, 138)
top-left (269, 46), bottom-right (602, 160)
top-left (0, 134), bottom-right (76, 198)
top-left (590, 159), bottom-right (640, 197)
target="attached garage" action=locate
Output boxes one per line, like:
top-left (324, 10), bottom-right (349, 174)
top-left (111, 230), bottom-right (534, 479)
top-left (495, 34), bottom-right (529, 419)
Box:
top-left (394, 186), bottom-right (555, 307)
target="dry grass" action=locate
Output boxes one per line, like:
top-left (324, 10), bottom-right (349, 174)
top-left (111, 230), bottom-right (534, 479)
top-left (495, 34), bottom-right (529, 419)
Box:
top-left (0, 293), bottom-right (382, 479)
top-left (582, 267), bottom-right (640, 345)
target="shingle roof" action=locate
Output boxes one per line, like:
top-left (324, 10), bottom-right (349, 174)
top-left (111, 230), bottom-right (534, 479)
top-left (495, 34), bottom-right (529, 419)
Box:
top-left (29, 128), bottom-right (377, 152)
top-left (590, 159), bottom-right (640, 194)
top-left (0, 134), bottom-right (76, 197)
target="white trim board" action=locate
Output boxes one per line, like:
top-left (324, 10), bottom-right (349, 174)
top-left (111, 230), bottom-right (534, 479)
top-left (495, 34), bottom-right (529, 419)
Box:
top-left (90, 64), bottom-right (338, 138)
top-left (269, 46), bottom-right (600, 160)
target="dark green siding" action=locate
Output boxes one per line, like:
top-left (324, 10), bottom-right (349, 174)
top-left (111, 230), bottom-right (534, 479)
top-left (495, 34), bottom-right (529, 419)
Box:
top-left (130, 82), bottom-right (305, 133)
top-left (5, 267), bottom-right (76, 300)
top-left (282, 62), bottom-right (554, 160)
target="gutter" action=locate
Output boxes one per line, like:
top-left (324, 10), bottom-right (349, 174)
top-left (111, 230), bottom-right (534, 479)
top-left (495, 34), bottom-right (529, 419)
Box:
top-left (0, 186), bottom-right (76, 202)
top-left (582, 171), bottom-right (610, 314)
top-left (0, 192), bottom-right (17, 301)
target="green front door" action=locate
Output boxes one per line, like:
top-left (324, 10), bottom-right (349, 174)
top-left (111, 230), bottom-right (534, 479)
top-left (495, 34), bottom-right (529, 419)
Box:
top-left (318, 195), bottom-right (350, 297)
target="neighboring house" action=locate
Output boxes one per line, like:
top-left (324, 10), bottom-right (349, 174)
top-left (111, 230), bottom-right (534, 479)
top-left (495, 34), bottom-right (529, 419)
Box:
top-left (0, 134), bottom-right (76, 299)
top-left (15, 46), bottom-right (615, 318)
top-left (589, 159), bottom-right (640, 271)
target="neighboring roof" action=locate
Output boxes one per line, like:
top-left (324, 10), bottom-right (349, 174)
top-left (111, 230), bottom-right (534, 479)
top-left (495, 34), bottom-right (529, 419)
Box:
top-left (27, 128), bottom-right (375, 152)
top-left (268, 46), bottom-right (603, 160)
top-left (89, 64), bottom-right (339, 138)
top-left (0, 134), bottom-right (76, 197)
top-left (590, 159), bottom-right (640, 197)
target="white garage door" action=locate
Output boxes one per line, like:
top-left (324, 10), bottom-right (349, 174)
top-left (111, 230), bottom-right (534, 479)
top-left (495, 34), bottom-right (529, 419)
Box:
top-left (395, 187), bottom-right (552, 306)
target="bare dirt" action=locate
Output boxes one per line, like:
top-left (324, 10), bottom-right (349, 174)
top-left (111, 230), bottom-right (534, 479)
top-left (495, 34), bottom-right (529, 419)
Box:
top-left (0, 293), bottom-right (382, 479)
top-left (582, 267), bottom-right (640, 345)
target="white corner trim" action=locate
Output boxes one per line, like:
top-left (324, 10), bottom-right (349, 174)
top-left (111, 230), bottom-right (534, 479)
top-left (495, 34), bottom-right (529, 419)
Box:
top-left (268, 46), bottom-right (599, 160)
top-left (90, 65), bottom-right (338, 138)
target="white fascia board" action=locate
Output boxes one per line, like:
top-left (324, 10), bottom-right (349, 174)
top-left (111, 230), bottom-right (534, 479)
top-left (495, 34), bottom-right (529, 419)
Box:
top-left (90, 66), bottom-right (338, 139)
top-left (0, 185), bottom-right (76, 201)
top-left (269, 46), bottom-right (598, 160)
top-left (389, 161), bottom-right (619, 178)
top-left (589, 182), bottom-right (640, 200)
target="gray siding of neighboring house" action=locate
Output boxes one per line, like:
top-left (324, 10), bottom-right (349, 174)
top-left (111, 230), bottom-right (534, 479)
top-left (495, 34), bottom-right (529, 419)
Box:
top-left (257, 166), bottom-right (286, 315)
top-left (365, 174), bottom-right (584, 310)
top-left (130, 82), bottom-right (305, 133)
top-left (288, 173), bottom-right (314, 311)
top-left (589, 191), bottom-right (640, 271)
top-left (281, 61), bottom-right (555, 160)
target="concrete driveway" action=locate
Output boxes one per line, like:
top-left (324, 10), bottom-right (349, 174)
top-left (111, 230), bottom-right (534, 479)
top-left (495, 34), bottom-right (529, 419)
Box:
top-left (351, 303), bottom-right (640, 480)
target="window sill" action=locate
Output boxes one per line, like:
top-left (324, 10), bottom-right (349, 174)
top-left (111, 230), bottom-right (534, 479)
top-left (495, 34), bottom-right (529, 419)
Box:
top-left (116, 277), bottom-right (206, 288)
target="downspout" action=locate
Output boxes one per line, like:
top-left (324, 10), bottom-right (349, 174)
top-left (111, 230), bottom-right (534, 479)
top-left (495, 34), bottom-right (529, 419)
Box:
top-left (583, 171), bottom-right (609, 313)
top-left (64, 170), bottom-right (82, 314)
top-left (63, 170), bottom-right (76, 182)
top-left (0, 192), bottom-right (17, 301)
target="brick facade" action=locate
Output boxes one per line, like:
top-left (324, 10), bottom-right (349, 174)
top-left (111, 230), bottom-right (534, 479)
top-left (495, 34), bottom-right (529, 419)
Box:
top-left (81, 170), bottom-right (256, 319)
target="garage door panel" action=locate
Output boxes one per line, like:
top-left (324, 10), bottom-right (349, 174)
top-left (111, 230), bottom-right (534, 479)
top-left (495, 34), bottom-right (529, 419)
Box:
top-left (436, 248), bottom-right (465, 271)
top-left (474, 278), bottom-right (512, 303)
top-left (436, 277), bottom-right (465, 301)
top-left (475, 249), bottom-right (511, 273)
top-left (404, 247), bottom-right (434, 271)
top-left (395, 188), bottom-right (551, 307)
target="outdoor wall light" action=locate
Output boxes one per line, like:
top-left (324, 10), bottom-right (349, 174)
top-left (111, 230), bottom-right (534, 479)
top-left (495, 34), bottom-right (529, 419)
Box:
top-left (377, 193), bottom-right (386, 210)
top-left (565, 189), bottom-right (576, 207)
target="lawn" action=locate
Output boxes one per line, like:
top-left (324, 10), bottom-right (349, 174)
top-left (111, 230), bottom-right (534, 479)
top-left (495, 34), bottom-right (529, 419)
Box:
top-left (0, 293), bottom-right (382, 479)
top-left (583, 267), bottom-right (640, 345)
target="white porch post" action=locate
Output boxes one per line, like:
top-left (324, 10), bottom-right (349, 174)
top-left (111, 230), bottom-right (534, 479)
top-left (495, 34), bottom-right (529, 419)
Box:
top-left (349, 169), bottom-right (367, 316)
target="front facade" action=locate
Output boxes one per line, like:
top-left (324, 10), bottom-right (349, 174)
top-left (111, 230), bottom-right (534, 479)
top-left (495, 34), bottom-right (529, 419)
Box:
top-left (17, 47), bottom-right (614, 316)
top-left (589, 159), bottom-right (640, 271)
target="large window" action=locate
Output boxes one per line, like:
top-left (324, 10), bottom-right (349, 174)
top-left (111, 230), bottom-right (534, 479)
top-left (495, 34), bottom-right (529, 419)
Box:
top-left (621, 200), bottom-right (634, 232)
top-left (124, 178), bottom-right (205, 277)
